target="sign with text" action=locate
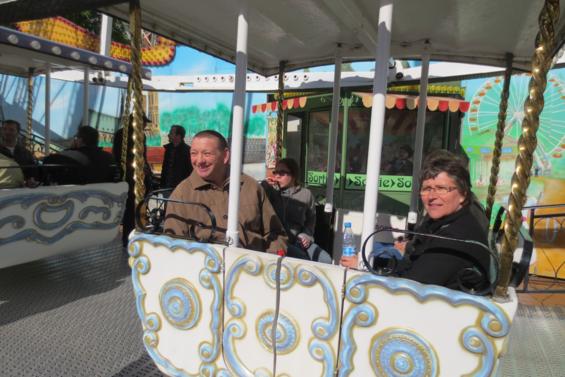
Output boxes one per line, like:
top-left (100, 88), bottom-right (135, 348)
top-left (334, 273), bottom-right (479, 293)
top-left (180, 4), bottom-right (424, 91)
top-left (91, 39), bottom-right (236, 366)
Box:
top-left (307, 171), bottom-right (341, 186)
top-left (345, 174), bottom-right (412, 191)
top-left (307, 171), bottom-right (412, 192)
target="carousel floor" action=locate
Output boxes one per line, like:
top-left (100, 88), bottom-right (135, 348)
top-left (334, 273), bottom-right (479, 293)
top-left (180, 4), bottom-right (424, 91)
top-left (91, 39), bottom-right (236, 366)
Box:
top-left (0, 239), bottom-right (563, 377)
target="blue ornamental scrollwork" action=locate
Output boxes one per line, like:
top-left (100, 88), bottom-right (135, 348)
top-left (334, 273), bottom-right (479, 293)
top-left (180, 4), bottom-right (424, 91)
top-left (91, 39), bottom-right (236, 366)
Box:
top-left (263, 261), bottom-right (294, 290)
top-left (342, 274), bottom-right (511, 376)
top-left (225, 255), bottom-right (262, 318)
top-left (369, 328), bottom-right (438, 377)
top-left (0, 215), bottom-right (25, 230)
top-left (295, 266), bottom-right (339, 341)
top-left (309, 339), bottom-right (335, 377)
top-left (129, 233), bottom-right (223, 377)
top-left (79, 206), bottom-right (111, 221)
top-left (338, 303), bottom-right (378, 377)
top-left (34, 200), bottom-right (74, 230)
top-left (256, 311), bottom-right (299, 355)
top-left (160, 278), bottom-right (201, 330)
top-left (461, 327), bottom-right (496, 377)
top-left (0, 189), bottom-right (127, 246)
top-left (224, 254), bottom-right (268, 377)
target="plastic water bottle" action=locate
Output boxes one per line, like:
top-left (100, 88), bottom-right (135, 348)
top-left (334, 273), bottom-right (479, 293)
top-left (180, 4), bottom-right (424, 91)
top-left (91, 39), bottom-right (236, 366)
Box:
top-left (342, 222), bottom-right (356, 257)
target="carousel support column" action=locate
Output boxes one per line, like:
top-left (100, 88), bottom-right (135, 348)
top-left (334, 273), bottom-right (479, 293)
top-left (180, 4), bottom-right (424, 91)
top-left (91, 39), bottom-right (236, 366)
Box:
top-left (226, 3), bottom-right (248, 247)
top-left (360, 0), bottom-right (393, 257)
top-left (44, 66), bottom-right (51, 154)
top-left (121, 78), bottom-right (133, 179)
top-left (99, 14), bottom-right (113, 56)
top-left (26, 68), bottom-right (34, 153)
top-left (82, 67), bottom-right (89, 126)
top-left (485, 53), bottom-right (513, 221)
top-left (275, 61), bottom-right (286, 164)
top-left (495, 0), bottom-right (559, 298)
top-left (408, 50), bottom-right (430, 227)
top-left (129, 0), bottom-right (145, 209)
top-left (324, 46), bottom-right (342, 213)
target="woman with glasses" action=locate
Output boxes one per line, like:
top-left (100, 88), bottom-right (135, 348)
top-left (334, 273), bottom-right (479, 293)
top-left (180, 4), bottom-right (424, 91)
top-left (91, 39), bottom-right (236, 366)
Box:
top-left (262, 158), bottom-right (332, 263)
top-left (341, 150), bottom-right (491, 293)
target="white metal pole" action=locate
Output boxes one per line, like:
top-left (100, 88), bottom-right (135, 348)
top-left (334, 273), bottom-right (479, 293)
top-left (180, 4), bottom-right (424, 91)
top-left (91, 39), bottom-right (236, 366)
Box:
top-left (360, 0), bottom-right (393, 257)
top-left (44, 66), bottom-right (51, 154)
top-left (99, 14), bottom-right (113, 56)
top-left (324, 46), bottom-right (342, 213)
top-left (408, 53), bottom-right (430, 226)
top-left (226, 4), bottom-right (248, 247)
top-left (83, 67), bottom-right (89, 126)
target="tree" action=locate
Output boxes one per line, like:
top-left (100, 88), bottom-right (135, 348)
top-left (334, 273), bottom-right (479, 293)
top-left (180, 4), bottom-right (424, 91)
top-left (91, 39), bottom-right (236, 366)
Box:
top-left (341, 62), bottom-right (354, 72)
top-left (63, 10), bottom-right (130, 45)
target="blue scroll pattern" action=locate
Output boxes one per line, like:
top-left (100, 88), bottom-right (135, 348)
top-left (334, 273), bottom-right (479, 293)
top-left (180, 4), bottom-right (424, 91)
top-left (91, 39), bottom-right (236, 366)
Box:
top-left (263, 261), bottom-right (340, 376)
top-left (370, 328), bottom-right (438, 377)
top-left (340, 274), bottom-right (511, 377)
top-left (0, 189), bottom-right (126, 246)
top-left (130, 233), bottom-right (223, 377)
top-left (223, 254), bottom-right (266, 377)
top-left (160, 278), bottom-right (201, 330)
top-left (256, 311), bottom-right (299, 355)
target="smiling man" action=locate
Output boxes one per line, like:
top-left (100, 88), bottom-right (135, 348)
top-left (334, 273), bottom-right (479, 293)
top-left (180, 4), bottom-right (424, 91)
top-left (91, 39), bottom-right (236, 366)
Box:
top-left (163, 130), bottom-right (288, 253)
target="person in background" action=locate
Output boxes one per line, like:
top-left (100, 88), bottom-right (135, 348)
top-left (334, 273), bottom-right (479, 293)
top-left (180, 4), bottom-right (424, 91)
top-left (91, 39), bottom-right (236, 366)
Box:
top-left (341, 151), bottom-right (491, 293)
top-left (0, 153), bottom-right (24, 189)
top-left (43, 126), bottom-right (118, 185)
top-left (0, 119), bottom-right (37, 182)
top-left (164, 130), bottom-right (288, 253)
top-left (160, 124), bottom-right (192, 190)
top-left (112, 114), bottom-right (153, 247)
top-left (262, 158), bottom-right (332, 262)
top-left (383, 144), bottom-right (413, 175)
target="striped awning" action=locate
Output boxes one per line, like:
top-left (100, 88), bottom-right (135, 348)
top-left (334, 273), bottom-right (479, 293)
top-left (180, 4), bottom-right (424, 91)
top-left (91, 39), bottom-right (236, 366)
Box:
top-left (355, 92), bottom-right (470, 113)
top-left (252, 93), bottom-right (469, 113)
top-left (252, 97), bottom-right (308, 113)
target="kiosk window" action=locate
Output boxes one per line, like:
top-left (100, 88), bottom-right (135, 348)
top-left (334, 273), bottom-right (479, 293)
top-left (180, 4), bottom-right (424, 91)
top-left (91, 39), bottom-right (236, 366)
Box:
top-left (306, 110), bottom-right (342, 173)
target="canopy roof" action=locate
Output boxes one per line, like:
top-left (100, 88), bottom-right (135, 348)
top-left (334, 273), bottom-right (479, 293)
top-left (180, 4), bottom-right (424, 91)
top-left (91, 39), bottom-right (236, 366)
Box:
top-left (2, 1), bottom-right (564, 75)
top-left (96, 0), bottom-right (565, 75)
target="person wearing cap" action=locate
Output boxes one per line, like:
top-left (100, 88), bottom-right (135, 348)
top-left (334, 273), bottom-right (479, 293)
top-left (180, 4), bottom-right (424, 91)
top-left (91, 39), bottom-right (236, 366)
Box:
top-left (160, 124), bottom-right (192, 190)
top-left (163, 130), bottom-right (288, 254)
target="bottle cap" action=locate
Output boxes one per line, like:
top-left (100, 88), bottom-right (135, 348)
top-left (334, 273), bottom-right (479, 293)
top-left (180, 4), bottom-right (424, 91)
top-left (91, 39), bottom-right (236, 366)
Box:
top-left (344, 222), bottom-right (352, 228)
top-left (277, 249), bottom-right (286, 257)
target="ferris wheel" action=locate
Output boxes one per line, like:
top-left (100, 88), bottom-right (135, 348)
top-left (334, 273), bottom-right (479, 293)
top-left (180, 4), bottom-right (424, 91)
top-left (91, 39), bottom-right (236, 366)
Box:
top-left (467, 73), bottom-right (565, 173)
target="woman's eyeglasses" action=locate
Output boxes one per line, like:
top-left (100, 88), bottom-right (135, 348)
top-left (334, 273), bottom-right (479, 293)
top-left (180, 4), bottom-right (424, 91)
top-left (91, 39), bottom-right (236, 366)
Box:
top-left (420, 185), bottom-right (458, 196)
top-left (273, 170), bottom-right (291, 176)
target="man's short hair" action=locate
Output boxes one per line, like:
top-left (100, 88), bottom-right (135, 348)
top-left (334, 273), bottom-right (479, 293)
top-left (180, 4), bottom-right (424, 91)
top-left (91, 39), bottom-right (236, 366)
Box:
top-left (2, 119), bottom-right (21, 132)
top-left (76, 126), bottom-right (99, 147)
top-left (172, 125), bottom-right (186, 139)
top-left (193, 130), bottom-right (228, 150)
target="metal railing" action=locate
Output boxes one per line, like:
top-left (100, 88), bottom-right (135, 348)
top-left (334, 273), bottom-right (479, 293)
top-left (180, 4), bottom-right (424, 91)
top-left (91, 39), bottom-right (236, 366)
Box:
top-left (521, 203), bottom-right (565, 294)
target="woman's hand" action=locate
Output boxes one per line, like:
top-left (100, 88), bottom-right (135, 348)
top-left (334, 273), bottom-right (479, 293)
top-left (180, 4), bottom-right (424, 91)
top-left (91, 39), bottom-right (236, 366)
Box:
top-left (394, 239), bottom-right (407, 255)
top-left (266, 176), bottom-right (278, 186)
top-left (297, 234), bottom-right (312, 249)
top-left (340, 255), bottom-right (358, 269)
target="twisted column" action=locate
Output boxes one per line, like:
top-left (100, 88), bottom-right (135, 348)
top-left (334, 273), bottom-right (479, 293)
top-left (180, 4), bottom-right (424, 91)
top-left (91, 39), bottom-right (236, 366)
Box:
top-left (495, 0), bottom-right (559, 298)
top-left (276, 61), bottom-right (286, 162)
top-left (26, 68), bottom-right (34, 153)
top-left (485, 53), bottom-right (513, 221)
top-left (120, 78), bottom-right (133, 179)
top-left (129, 0), bottom-right (146, 209)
